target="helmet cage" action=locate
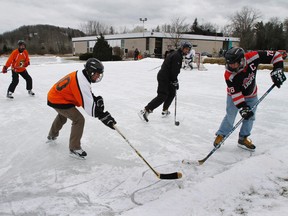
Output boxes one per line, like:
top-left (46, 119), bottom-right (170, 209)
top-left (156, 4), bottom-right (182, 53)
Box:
top-left (225, 57), bottom-right (246, 73)
top-left (225, 48), bottom-right (246, 73)
top-left (180, 41), bottom-right (192, 50)
top-left (84, 58), bottom-right (104, 82)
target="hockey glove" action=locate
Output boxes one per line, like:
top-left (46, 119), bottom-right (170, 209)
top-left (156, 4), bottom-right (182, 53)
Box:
top-left (171, 81), bottom-right (179, 90)
top-left (24, 61), bottom-right (30, 67)
top-left (2, 66), bottom-right (7, 73)
top-left (270, 68), bottom-right (286, 88)
top-left (239, 106), bottom-right (254, 120)
top-left (93, 95), bottom-right (104, 114)
top-left (99, 111), bottom-right (117, 130)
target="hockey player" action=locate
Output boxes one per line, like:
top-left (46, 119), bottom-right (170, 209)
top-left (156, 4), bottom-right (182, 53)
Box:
top-left (47, 58), bottom-right (117, 159)
top-left (1, 40), bottom-right (35, 99)
top-left (183, 48), bottom-right (195, 70)
top-left (139, 41), bottom-right (192, 122)
top-left (214, 47), bottom-right (286, 151)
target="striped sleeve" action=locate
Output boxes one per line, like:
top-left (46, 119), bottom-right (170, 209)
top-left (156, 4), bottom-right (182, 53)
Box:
top-left (76, 71), bottom-right (98, 117)
top-left (231, 92), bottom-right (245, 107)
top-left (271, 51), bottom-right (283, 65)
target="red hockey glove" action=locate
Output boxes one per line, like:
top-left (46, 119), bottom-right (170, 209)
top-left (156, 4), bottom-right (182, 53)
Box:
top-left (2, 66), bottom-right (8, 73)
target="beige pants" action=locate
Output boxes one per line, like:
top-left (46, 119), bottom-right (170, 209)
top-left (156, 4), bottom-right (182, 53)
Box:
top-left (48, 107), bottom-right (85, 150)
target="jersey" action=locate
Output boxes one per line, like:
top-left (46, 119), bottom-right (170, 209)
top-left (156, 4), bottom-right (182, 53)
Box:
top-left (185, 49), bottom-right (195, 60)
top-left (225, 50), bottom-right (283, 108)
top-left (47, 70), bottom-right (99, 117)
top-left (158, 48), bottom-right (183, 83)
top-left (5, 49), bottom-right (30, 72)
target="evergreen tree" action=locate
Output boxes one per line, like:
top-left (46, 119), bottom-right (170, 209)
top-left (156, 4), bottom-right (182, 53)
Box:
top-left (93, 34), bottom-right (112, 61)
top-left (254, 22), bottom-right (265, 50)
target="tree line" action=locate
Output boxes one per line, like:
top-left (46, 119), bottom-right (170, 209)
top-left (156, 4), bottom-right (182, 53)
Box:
top-left (80, 6), bottom-right (288, 52)
top-left (0, 24), bottom-right (85, 55)
top-left (0, 6), bottom-right (287, 55)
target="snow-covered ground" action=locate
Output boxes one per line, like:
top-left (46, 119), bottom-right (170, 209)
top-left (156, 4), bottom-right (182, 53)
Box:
top-left (0, 56), bottom-right (287, 216)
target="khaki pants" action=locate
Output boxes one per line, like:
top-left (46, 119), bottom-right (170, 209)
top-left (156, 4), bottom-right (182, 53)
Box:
top-left (48, 107), bottom-right (85, 150)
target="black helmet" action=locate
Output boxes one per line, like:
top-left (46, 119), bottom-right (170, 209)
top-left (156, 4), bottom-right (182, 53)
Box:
top-left (180, 41), bottom-right (192, 50)
top-left (225, 47), bottom-right (246, 72)
top-left (17, 40), bottom-right (26, 52)
top-left (18, 40), bottom-right (26, 46)
top-left (84, 58), bottom-right (104, 83)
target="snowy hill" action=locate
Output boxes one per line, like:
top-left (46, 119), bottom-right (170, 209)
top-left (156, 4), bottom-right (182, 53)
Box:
top-left (0, 57), bottom-right (287, 216)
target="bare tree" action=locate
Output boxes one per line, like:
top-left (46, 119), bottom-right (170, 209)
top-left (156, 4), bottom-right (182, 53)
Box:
top-left (131, 26), bottom-right (144, 33)
top-left (229, 6), bottom-right (262, 49)
top-left (163, 17), bottom-right (189, 48)
top-left (200, 22), bottom-right (218, 33)
top-left (80, 20), bottom-right (109, 36)
top-left (221, 24), bottom-right (234, 37)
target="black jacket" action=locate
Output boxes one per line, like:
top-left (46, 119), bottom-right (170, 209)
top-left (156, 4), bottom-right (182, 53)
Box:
top-left (157, 48), bottom-right (183, 83)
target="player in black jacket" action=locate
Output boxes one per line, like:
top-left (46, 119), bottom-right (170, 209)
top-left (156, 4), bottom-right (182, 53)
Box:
top-left (214, 47), bottom-right (286, 151)
top-left (139, 41), bottom-right (192, 122)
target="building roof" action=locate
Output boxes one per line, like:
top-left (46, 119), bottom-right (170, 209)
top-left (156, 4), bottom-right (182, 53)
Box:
top-left (72, 32), bottom-right (240, 42)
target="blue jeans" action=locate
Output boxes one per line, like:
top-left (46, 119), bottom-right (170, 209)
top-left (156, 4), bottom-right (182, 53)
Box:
top-left (216, 95), bottom-right (258, 138)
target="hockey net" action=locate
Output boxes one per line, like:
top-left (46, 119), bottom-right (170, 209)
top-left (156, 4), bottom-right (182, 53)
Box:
top-left (194, 53), bottom-right (208, 71)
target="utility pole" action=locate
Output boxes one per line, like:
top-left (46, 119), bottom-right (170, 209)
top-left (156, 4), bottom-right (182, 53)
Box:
top-left (139, 18), bottom-right (147, 37)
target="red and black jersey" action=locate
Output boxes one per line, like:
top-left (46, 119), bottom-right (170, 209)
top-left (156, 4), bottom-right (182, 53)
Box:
top-left (224, 50), bottom-right (283, 108)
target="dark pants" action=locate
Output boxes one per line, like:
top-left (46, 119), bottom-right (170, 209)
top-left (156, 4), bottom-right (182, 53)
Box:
top-left (8, 70), bottom-right (33, 93)
top-left (145, 79), bottom-right (176, 112)
top-left (48, 107), bottom-right (85, 150)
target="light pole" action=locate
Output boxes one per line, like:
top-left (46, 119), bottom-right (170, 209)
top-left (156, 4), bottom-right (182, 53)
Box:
top-left (139, 18), bottom-right (147, 36)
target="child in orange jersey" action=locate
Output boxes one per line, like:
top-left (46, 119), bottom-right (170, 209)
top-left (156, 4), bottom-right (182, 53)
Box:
top-left (2, 40), bottom-right (35, 99)
top-left (47, 58), bottom-right (117, 159)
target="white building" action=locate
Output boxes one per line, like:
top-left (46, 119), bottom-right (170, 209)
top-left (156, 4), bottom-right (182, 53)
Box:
top-left (72, 32), bottom-right (240, 58)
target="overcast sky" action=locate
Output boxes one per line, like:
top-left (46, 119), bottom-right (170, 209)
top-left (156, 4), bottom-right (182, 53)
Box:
top-left (0, 0), bottom-right (287, 34)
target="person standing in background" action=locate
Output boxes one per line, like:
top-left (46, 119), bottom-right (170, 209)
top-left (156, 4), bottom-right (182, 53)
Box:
top-left (139, 41), bottom-right (192, 122)
top-left (1, 40), bottom-right (35, 99)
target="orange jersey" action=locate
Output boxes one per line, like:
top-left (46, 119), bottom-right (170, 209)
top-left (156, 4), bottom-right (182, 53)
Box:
top-left (5, 49), bottom-right (30, 72)
top-left (48, 71), bottom-right (98, 117)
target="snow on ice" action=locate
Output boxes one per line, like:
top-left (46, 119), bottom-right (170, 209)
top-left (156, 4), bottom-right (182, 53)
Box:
top-left (0, 56), bottom-right (287, 216)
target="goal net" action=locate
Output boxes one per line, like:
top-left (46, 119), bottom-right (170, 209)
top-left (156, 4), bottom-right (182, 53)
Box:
top-left (194, 53), bottom-right (208, 71)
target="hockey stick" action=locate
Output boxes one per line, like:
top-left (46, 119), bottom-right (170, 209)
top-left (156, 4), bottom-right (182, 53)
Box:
top-left (114, 125), bottom-right (182, 180)
top-left (197, 84), bottom-right (276, 165)
top-left (149, 65), bottom-right (161, 71)
top-left (174, 90), bottom-right (180, 126)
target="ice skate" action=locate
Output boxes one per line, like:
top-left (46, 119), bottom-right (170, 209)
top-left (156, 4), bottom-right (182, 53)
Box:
top-left (6, 91), bottom-right (14, 99)
top-left (238, 137), bottom-right (256, 152)
top-left (213, 134), bottom-right (224, 148)
top-left (161, 110), bottom-right (171, 117)
top-left (138, 109), bottom-right (150, 122)
top-left (70, 149), bottom-right (87, 159)
top-left (28, 90), bottom-right (35, 96)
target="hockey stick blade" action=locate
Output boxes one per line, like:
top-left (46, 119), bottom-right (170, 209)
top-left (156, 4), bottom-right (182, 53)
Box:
top-left (114, 126), bottom-right (182, 180)
top-left (158, 172), bottom-right (182, 180)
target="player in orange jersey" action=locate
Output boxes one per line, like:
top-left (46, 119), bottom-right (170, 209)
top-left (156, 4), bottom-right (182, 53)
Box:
top-left (47, 58), bottom-right (117, 159)
top-left (2, 40), bottom-right (35, 99)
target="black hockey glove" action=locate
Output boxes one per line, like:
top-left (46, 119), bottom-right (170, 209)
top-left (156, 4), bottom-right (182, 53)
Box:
top-left (93, 95), bottom-right (104, 115)
top-left (239, 106), bottom-right (254, 120)
top-left (270, 68), bottom-right (286, 88)
top-left (98, 111), bottom-right (117, 130)
top-left (171, 81), bottom-right (179, 90)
